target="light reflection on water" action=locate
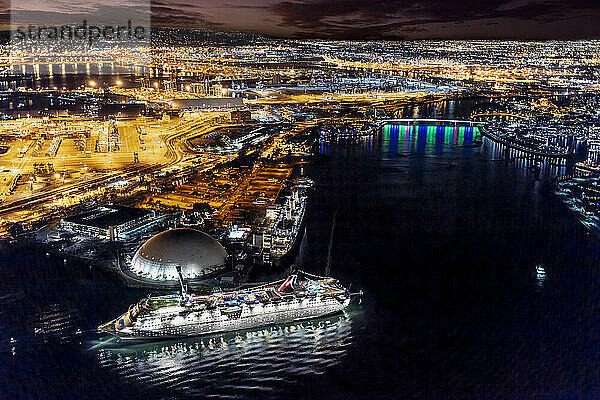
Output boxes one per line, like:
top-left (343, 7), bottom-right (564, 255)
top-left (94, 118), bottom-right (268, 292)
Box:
top-left (382, 124), bottom-right (481, 156)
top-left (89, 312), bottom-right (355, 398)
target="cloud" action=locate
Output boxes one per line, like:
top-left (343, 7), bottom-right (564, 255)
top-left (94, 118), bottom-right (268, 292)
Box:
top-left (150, 0), bottom-right (220, 28)
top-left (8, 0), bottom-right (151, 27)
top-left (5, 0), bottom-right (598, 39)
top-left (268, 0), bottom-right (600, 38)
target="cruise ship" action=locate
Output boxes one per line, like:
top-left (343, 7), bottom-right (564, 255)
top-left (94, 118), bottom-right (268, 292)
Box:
top-left (98, 269), bottom-right (358, 340)
top-left (270, 180), bottom-right (312, 265)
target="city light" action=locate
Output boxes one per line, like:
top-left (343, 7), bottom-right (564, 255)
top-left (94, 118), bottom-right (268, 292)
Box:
top-left (2, 1), bottom-right (600, 397)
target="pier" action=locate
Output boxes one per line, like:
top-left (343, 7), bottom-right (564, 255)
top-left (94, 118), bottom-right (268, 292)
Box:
top-left (480, 125), bottom-right (577, 162)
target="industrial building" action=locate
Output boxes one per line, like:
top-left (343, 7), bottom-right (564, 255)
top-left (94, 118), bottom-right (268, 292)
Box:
top-left (170, 97), bottom-right (244, 110)
top-left (230, 110), bottom-right (252, 123)
top-left (60, 205), bottom-right (159, 241)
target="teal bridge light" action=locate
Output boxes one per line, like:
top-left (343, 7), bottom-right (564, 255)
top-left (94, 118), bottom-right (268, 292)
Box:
top-left (382, 124), bottom-right (481, 154)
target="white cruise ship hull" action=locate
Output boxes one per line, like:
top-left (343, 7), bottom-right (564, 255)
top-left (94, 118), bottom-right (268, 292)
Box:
top-left (115, 297), bottom-right (350, 340)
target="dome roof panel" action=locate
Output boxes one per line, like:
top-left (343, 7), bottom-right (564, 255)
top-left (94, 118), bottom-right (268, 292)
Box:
top-left (130, 228), bottom-right (228, 281)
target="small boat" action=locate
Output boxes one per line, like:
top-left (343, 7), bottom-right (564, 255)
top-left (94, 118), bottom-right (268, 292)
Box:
top-left (535, 265), bottom-right (545, 275)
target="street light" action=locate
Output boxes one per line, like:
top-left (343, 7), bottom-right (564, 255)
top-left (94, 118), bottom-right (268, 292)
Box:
top-left (89, 80), bottom-right (96, 88)
top-left (116, 80), bottom-right (122, 86)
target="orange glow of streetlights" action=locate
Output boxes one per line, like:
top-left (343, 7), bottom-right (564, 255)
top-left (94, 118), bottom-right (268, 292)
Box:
top-left (116, 80), bottom-right (122, 86)
top-left (89, 80), bottom-right (96, 87)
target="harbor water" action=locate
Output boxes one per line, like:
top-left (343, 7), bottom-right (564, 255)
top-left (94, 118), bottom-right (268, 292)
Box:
top-left (2, 100), bottom-right (600, 398)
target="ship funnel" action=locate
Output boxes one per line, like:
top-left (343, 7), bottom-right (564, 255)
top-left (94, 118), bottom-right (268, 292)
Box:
top-left (278, 273), bottom-right (297, 293)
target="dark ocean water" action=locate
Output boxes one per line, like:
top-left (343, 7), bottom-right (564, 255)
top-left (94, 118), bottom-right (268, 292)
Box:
top-left (2, 100), bottom-right (600, 399)
top-left (2, 67), bottom-right (156, 90)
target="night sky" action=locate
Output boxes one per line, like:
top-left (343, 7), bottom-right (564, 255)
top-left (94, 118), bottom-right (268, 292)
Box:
top-left (5, 0), bottom-right (600, 39)
top-left (152, 0), bottom-right (600, 39)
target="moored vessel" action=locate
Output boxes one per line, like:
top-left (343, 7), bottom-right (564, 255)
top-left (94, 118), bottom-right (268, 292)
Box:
top-left (270, 181), bottom-right (312, 266)
top-left (98, 268), bottom-right (360, 340)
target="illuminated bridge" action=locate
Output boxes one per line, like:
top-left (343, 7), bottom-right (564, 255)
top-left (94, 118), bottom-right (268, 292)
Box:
top-left (378, 118), bottom-right (483, 127)
top-left (378, 119), bottom-right (577, 172)
top-left (378, 119), bottom-right (483, 155)
top-left (381, 124), bottom-right (481, 154)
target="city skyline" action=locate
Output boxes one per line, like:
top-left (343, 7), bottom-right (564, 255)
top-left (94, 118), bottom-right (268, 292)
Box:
top-left (2, 1), bottom-right (600, 398)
